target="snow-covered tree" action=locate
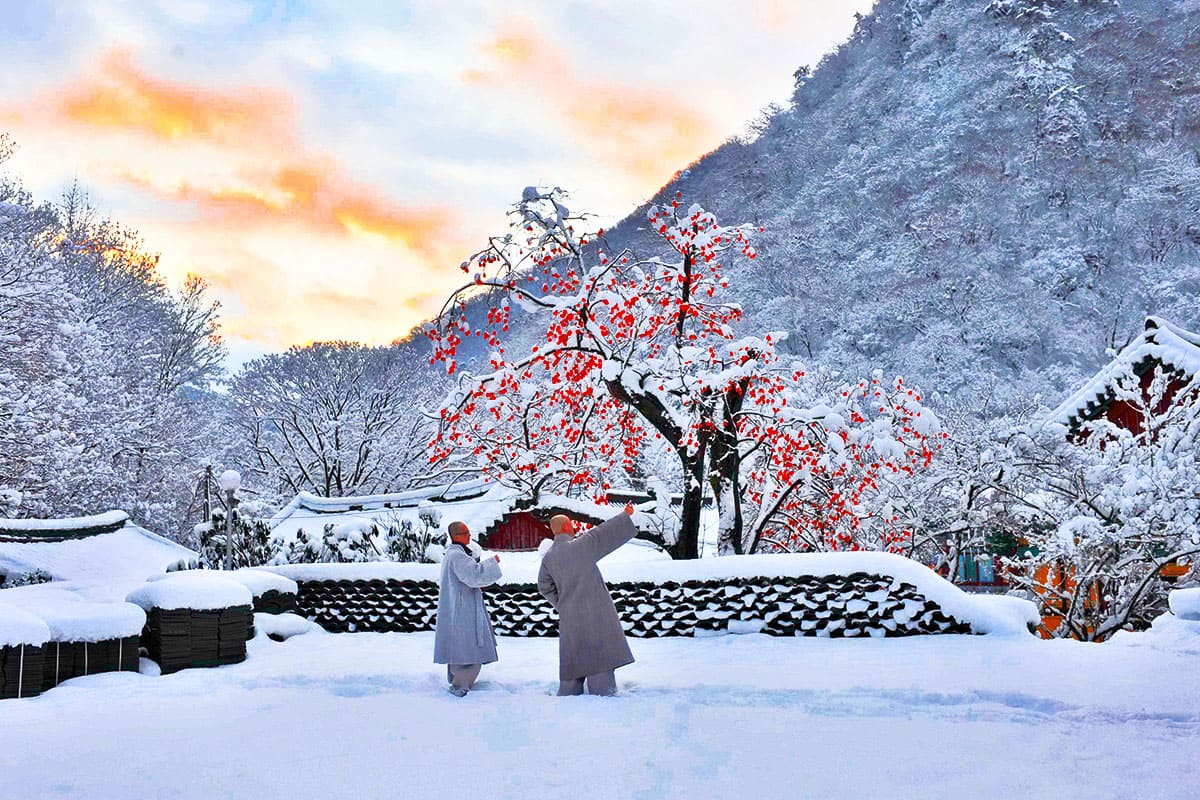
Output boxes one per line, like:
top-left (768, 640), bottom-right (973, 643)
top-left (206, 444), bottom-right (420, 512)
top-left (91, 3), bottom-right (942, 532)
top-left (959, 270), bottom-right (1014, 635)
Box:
top-left (0, 139), bottom-right (226, 535)
top-left (229, 341), bottom-right (439, 508)
top-left (427, 189), bottom-right (939, 558)
top-left (999, 368), bottom-right (1200, 640)
top-left (740, 371), bottom-right (942, 555)
top-left (196, 510), bottom-right (280, 569)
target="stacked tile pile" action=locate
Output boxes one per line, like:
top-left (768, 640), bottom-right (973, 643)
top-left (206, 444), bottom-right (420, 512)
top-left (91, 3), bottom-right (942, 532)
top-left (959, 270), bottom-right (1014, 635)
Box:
top-left (0, 642), bottom-right (45, 699)
top-left (141, 606), bottom-right (252, 674)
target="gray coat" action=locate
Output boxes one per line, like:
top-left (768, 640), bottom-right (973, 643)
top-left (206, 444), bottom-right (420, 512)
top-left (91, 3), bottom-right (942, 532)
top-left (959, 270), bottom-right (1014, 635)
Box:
top-left (433, 544), bottom-right (502, 666)
top-left (537, 513), bottom-right (637, 680)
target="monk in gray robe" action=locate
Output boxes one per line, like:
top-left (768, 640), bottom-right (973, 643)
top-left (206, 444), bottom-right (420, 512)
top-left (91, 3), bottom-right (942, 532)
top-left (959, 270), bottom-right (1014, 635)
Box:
top-left (434, 521), bottom-right (502, 697)
top-left (537, 505), bottom-right (637, 696)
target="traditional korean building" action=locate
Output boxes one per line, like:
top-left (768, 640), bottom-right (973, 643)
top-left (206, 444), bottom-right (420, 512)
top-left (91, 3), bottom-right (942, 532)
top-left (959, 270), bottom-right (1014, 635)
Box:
top-left (269, 478), bottom-right (664, 554)
top-left (0, 511), bottom-right (196, 587)
top-left (1019, 316), bottom-right (1200, 632)
top-left (1048, 316), bottom-right (1200, 436)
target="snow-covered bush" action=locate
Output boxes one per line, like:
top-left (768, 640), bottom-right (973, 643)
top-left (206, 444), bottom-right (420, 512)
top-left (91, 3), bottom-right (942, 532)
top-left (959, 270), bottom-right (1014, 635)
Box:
top-left (378, 508), bottom-right (439, 563)
top-left (279, 528), bottom-right (320, 565)
top-left (0, 568), bottom-right (52, 589)
top-left (281, 521), bottom-right (383, 564)
top-left (196, 511), bottom-right (281, 569)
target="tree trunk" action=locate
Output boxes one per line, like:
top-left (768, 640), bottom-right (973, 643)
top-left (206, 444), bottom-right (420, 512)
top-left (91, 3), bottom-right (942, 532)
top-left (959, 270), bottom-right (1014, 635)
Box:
top-left (710, 380), bottom-right (748, 554)
top-left (670, 475), bottom-right (704, 560)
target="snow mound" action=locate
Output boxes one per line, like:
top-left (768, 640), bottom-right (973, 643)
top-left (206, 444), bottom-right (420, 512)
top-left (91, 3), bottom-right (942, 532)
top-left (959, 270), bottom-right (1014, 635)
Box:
top-left (254, 612), bottom-right (323, 641)
top-left (1112, 612), bottom-right (1200, 654)
top-left (1168, 587), bottom-right (1200, 620)
top-left (37, 601), bottom-right (146, 642)
top-left (227, 569), bottom-right (297, 599)
top-left (0, 604), bottom-right (50, 647)
top-left (126, 572), bottom-right (252, 611)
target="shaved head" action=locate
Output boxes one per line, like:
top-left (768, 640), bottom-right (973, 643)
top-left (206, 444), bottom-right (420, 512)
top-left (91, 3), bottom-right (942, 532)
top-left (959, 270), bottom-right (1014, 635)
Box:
top-left (448, 521), bottom-right (469, 542)
top-left (550, 515), bottom-right (574, 535)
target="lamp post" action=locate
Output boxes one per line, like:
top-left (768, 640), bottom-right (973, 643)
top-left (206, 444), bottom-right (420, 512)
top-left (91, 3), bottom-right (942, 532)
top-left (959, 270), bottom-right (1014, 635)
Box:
top-left (218, 470), bottom-right (241, 571)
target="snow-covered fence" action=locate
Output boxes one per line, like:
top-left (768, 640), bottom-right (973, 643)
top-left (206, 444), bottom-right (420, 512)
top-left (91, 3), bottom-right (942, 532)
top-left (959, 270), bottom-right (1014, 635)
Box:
top-left (34, 602), bottom-right (144, 690)
top-left (0, 607), bottom-right (49, 699)
top-left (0, 599), bottom-right (144, 697)
top-left (266, 553), bottom-right (1038, 638)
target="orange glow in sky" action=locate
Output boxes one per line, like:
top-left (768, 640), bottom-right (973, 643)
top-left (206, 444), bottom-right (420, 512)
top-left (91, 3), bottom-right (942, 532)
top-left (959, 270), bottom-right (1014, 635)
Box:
top-left (0, 1), bottom-right (872, 363)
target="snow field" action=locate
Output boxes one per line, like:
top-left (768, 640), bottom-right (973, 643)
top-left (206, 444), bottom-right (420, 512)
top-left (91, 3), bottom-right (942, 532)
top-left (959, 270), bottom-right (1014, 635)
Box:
top-left (2, 627), bottom-right (1198, 799)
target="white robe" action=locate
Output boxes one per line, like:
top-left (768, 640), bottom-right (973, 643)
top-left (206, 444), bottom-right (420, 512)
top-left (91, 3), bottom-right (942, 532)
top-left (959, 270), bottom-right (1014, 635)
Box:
top-left (433, 544), bottom-right (501, 665)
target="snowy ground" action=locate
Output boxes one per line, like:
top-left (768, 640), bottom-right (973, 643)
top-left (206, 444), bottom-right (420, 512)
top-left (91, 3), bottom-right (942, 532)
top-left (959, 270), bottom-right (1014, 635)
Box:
top-left (3, 621), bottom-right (1199, 800)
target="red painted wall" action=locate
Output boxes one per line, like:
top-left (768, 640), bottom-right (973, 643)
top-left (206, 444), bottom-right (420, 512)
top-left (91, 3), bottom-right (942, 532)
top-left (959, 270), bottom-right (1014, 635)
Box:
top-left (484, 512), bottom-right (554, 551)
top-left (1101, 368), bottom-right (1185, 438)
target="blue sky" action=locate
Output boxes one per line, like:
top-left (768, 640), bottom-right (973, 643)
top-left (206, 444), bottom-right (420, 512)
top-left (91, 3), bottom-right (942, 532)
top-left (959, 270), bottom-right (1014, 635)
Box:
top-left (0, 0), bottom-right (871, 361)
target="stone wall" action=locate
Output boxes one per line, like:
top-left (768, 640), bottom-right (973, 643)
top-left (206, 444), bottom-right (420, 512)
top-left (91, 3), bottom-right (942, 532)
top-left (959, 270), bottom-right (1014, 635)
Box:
top-left (296, 571), bottom-right (977, 638)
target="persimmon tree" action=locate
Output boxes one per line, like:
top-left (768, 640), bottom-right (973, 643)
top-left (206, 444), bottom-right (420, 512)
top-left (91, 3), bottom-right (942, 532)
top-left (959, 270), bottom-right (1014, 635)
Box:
top-left (736, 372), bottom-right (942, 555)
top-left (425, 187), bottom-right (940, 558)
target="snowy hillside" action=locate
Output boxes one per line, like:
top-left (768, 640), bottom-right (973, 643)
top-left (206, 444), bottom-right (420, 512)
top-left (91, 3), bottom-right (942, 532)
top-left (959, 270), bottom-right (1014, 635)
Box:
top-left (499, 0), bottom-right (1200, 418)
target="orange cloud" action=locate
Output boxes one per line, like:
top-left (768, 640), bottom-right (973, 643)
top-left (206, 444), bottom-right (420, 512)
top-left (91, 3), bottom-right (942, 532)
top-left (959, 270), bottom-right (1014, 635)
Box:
top-left (1, 48), bottom-right (467, 348)
top-left (117, 161), bottom-right (452, 256)
top-left (56, 49), bottom-right (291, 145)
top-left (18, 49), bottom-right (453, 256)
top-left (463, 21), bottom-right (719, 184)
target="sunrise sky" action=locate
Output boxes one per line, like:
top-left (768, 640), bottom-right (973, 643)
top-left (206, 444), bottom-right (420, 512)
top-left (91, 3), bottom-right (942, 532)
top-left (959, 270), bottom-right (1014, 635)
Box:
top-left (0, 0), bottom-right (871, 363)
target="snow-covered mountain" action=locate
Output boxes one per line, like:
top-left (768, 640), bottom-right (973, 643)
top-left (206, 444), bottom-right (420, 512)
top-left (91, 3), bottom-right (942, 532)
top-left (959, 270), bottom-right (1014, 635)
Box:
top-left (550, 0), bottom-right (1200, 418)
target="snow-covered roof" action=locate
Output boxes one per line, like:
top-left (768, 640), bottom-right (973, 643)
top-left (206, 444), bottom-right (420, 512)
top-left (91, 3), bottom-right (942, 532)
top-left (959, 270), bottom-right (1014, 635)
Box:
top-left (267, 477), bottom-right (496, 527)
top-left (0, 510), bottom-right (130, 541)
top-left (1047, 316), bottom-right (1200, 427)
top-left (268, 480), bottom-right (644, 547)
top-left (0, 515), bottom-right (196, 584)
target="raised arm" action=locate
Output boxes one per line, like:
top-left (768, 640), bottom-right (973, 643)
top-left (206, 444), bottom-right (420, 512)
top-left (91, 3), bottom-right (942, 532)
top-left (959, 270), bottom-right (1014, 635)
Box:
top-left (537, 560), bottom-right (559, 608)
top-left (449, 549), bottom-right (502, 588)
top-left (577, 512), bottom-right (637, 562)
